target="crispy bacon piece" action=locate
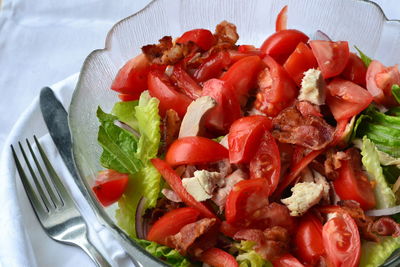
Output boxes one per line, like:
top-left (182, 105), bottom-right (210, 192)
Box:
top-left (296, 101), bottom-right (322, 117)
top-left (165, 218), bottom-right (217, 255)
top-left (372, 217), bottom-right (400, 237)
top-left (163, 109), bottom-right (181, 150)
top-left (272, 106), bottom-right (334, 150)
top-left (324, 149), bottom-right (348, 180)
top-left (234, 226), bottom-right (290, 261)
top-left (257, 202), bottom-right (296, 233)
top-left (214, 21), bottom-right (239, 46)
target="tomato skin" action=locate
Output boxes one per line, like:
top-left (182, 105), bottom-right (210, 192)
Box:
top-left (249, 131), bottom-right (281, 195)
top-left (118, 93), bottom-right (141, 102)
top-left (275, 5), bottom-right (288, 32)
top-left (260, 29), bottom-right (309, 63)
top-left (200, 248), bottom-right (238, 267)
top-left (92, 170), bottom-right (129, 207)
top-left (228, 115), bottom-right (272, 164)
top-left (272, 254), bottom-right (305, 267)
top-left (309, 40), bottom-right (349, 79)
top-left (254, 55), bottom-right (298, 117)
top-left (147, 207), bottom-right (201, 245)
top-left (176, 29), bottom-right (215, 51)
top-left (202, 79), bottom-right (242, 133)
top-left (322, 213), bottom-right (361, 267)
top-left (147, 69), bottom-right (192, 118)
top-left (220, 221), bottom-right (243, 238)
top-left (111, 54), bottom-right (151, 96)
top-left (326, 78), bottom-right (373, 121)
top-left (166, 136), bottom-right (229, 166)
top-left (341, 53), bottom-right (367, 87)
top-left (170, 65), bottom-right (202, 100)
top-left (333, 160), bottom-right (376, 210)
top-left (225, 178), bottom-right (269, 225)
top-left (283, 42), bottom-right (318, 86)
top-left (295, 214), bottom-right (325, 265)
top-left (151, 158), bottom-right (217, 219)
top-left (194, 51), bottom-right (231, 82)
top-left (221, 55), bottom-right (264, 105)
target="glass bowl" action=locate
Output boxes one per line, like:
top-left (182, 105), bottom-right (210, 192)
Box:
top-left (69, 0), bottom-right (400, 265)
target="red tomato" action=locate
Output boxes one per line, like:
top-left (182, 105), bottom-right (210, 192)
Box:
top-left (273, 254), bottom-right (305, 267)
top-left (147, 207), bottom-right (200, 245)
top-left (201, 248), bottom-right (238, 267)
top-left (151, 158), bottom-right (217, 219)
top-left (92, 170), bottom-right (129, 207)
top-left (166, 136), bottom-right (229, 166)
top-left (295, 214), bottom-right (325, 265)
top-left (221, 56), bottom-right (264, 105)
top-left (249, 131), bottom-right (281, 195)
top-left (341, 53), bottom-right (367, 86)
top-left (147, 69), bottom-right (192, 118)
top-left (254, 55), bottom-right (298, 117)
top-left (220, 221), bottom-right (243, 238)
top-left (322, 213), bottom-right (361, 267)
top-left (326, 78), bottom-right (373, 121)
top-left (194, 51), bottom-right (231, 82)
top-left (330, 118), bottom-right (350, 147)
top-left (176, 29), bottom-right (215, 51)
top-left (366, 60), bottom-right (400, 107)
top-left (333, 159), bottom-right (376, 210)
top-left (260, 29), bottom-right (309, 63)
top-left (111, 54), bottom-right (151, 96)
top-left (225, 179), bottom-right (269, 226)
top-left (275, 5), bottom-right (288, 32)
top-left (170, 65), bottom-right (202, 100)
top-left (238, 45), bottom-right (262, 55)
top-left (202, 79), bottom-right (242, 133)
top-left (283, 42), bottom-right (318, 86)
top-left (228, 115), bottom-right (272, 164)
top-left (309, 40), bottom-right (349, 79)
top-left (118, 93), bottom-right (141, 102)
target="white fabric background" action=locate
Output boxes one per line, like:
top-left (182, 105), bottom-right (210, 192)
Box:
top-left (0, 0), bottom-right (399, 266)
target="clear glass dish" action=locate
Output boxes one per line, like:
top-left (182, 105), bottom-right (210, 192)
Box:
top-left (69, 0), bottom-right (400, 265)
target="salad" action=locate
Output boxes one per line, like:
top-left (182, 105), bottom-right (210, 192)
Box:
top-left (92, 6), bottom-right (400, 267)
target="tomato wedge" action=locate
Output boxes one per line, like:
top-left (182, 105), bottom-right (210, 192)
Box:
top-left (166, 136), bottom-right (229, 166)
top-left (341, 53), bottom-right (367, 87)
top-left (118, 93), bottom-right (141, 102)
top-left (148, 69), bottom-right (192, 118)
top-left (176, 29), bottom-right (215, 51)
top-left (225, 178), bottom-right (269, 226)
top-left (254, 55), bottom-right (298, 117)
top-left (283, 42), bottom-right (318, 86)
top-left (260, 29), bottom-right (309, 63)
top-left (200, 248), bottom-right (238, 267)
top-left (272, 254), bottom-right (305, 267)
top-left (275, 5), bottom-right (288, 32)
top-left (295, 214), bottom-right (325, 265)
top-left (228, 115), bottom-right (272, 164)
top-left (111, 54), bottom-right (151, 97)
top-left (221, 55), bottom-right (264, 105)
top-left (322, 212), bottom-right (361, 267)
top-left (92, 170), bottom-right (129, 207)
top-left (202, 79), bottom-right (242, 133)
top-left (151, 158), bottom-right (217, 219)
top-left (309, 40), bottom-right (349, 79)
top-left (326, 78), bottom-right (373, 121)
top-left (170, 65), bottom-right (202, 100)
top-left (194, 51), bottom-right (231, 82)
top-left (333, 159), bottom-right (376, 210)
top-left (249, 131), bottom-right (281, 195)
top-left (147, 207), bottom-right (200, 245)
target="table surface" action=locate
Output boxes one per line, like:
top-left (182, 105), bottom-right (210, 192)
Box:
top-left (0, 0), bottom-right (398, 150)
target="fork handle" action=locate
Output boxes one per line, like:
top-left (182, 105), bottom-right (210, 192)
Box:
top-left (78, 236), bottom-right (112, 267)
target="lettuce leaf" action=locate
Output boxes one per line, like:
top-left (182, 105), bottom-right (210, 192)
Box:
top-left (360, 237), bottom-right (400, 267)
top-left (361, 136), bottom-right (396, 208)
top-left (392, 84), bottom-right (400, 105)
top-left (97, 107), bottom-right (142, 174)
top-left (111, 100), bottom-right (139, 130)
top-left (355, 46), bottom-right (373, 67)
top-left (134, 238), bottom-right (193, 267)
top-left (233, 241), bottom-right (272, 267)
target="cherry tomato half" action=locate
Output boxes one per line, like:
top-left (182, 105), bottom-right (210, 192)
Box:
top-left (275, 5), bottom-right (288, 32)
top-left (176, 29), bottom-right (215, 51)
top-left (92, 169), bottom-right (129, 207)
top-left (200, 248), bottom-right (238, 267)
top-left (341, 53), bottom-right (367, 87)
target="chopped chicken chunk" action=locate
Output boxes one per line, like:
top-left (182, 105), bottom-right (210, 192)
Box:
top-left (182, 170), bottom-right (224, 202)
top-left (281, 182), bottom-right (323, 216)
top-left (298, 69), bottom-right (326, 105)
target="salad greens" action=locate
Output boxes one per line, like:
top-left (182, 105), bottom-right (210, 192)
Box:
top-left (355, 46), bottom-right (373, 67)
top-left (112, 100), bottom-right (139, 130)
top-left (392, 84), bottom-right (400, 105)
top-left (233, 241), bottom-right (272, 267)
top-left (360, 237), bottom-right (400, 267)
top-left (134, 238), bottom-right (193, 267)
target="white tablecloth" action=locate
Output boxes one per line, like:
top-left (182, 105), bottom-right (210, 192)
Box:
top-left (0, 0), bottom-right (399, 266)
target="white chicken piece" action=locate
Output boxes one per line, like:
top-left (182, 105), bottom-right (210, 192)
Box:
top-left (281, 182), bottom-right (324, 216)
top-left (182, 170), bottom-right (224, 202)
top-left (298, 69), bottom-right (326, 105)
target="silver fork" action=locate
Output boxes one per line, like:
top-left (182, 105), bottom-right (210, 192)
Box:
top-left (11, 136), bottom-right (112, 267)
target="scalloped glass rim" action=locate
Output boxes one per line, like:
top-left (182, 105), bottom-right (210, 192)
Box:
top-left (69, 0), bottom-right (400, 265)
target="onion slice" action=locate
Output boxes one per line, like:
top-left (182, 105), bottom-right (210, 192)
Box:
top-left (366, 205), bottom-right (400, 217)
top-left (312, 30), bottom-right (332, 41)
top-left (135, 197), bottom-right (149, 239)
top-left (114, 120), bottom-right (140, 138)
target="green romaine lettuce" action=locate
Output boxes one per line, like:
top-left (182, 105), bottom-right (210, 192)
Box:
top-left (134, 238), bottom-right (193, 267)
top-left (392, 84), bottom-right (400, 105)
top-left (361, 137), bottom-right (396, 208)
top-left (355, 46), bottom-right (373, 67)
top-left (233, 241), bottom-right (272, 267)
top-left (360, 237), bottom-right (400, 267)
top-left (111, 100), bottom-right (139, 130)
